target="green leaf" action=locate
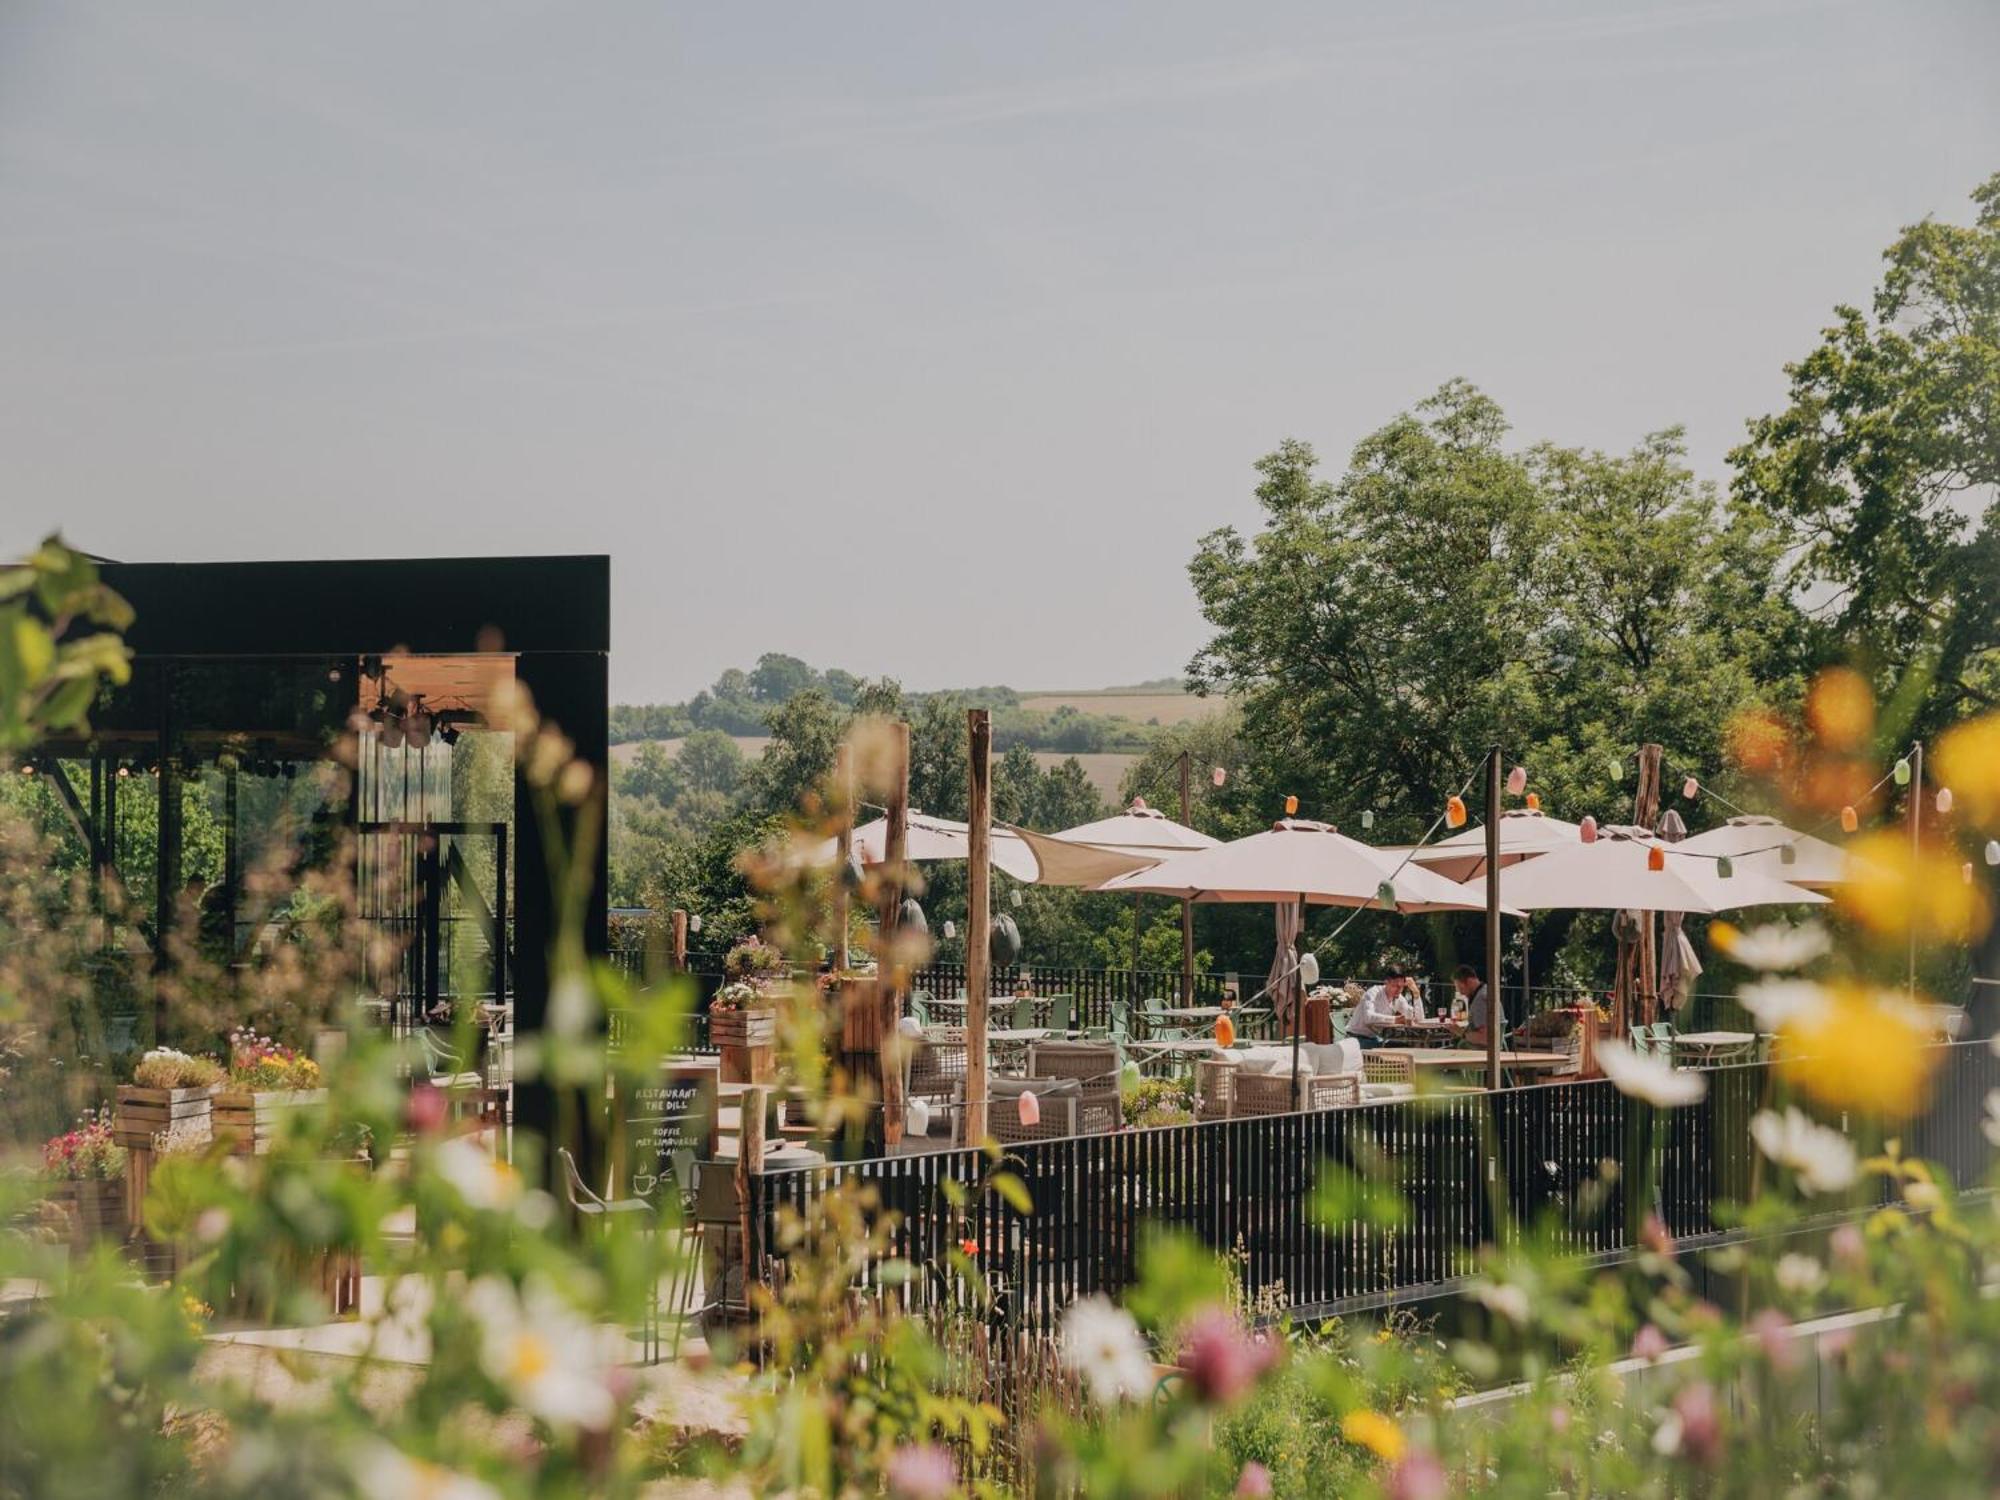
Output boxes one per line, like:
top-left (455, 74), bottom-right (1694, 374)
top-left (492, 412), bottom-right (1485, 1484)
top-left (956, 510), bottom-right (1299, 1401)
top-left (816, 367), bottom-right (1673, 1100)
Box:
top-left (989, 1169), bottom-right (1034, 1216)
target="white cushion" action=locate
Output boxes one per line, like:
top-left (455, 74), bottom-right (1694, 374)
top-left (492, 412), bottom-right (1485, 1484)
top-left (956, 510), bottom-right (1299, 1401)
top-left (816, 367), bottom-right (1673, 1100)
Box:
top-left (1301, 1039), bottom-right (1362, 1076)
top-left (1360, 1082), bottom-right (1416, 1101)
top-left (1231, 1046), bottom-right (1291, 1075)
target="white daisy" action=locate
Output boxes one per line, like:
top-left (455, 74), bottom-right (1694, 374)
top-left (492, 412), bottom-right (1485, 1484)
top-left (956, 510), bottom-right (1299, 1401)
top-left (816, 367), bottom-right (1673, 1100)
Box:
top-left (1597, 1042), bottom-right (1707, 1107)
top-left (1750, 1108), bottom-right (1858, 1195)
top-left (1059, 1296), bottom-right (1155, 1405)
top-left (1470, 1281), bottom-right (1532, 1326)
top-left (1718, 923), bottom-right (1829, 972)
top-left (1739, 979), bottom-right (1832, 1031)
top-left (352, 1443), bottom-right (502, 1500)
top-left (434, 1137), bottom-right (527, 1213)
top-left (464, 1274), bottom-right (617, 1431)
top-left (1775, 1253), bottom-right (1826, 1296)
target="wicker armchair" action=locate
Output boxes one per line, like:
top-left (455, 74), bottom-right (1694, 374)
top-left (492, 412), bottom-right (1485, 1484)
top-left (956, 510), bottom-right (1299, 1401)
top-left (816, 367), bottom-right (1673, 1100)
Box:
top-left (907, 1040), bottom-right (966, 1110)
top-left (986, 1076), bottom-right (1117, 1143)
top-left (1232, 1069), bottom-right (1361, 1116)
top-left (1195, 1059), bottom-right (1236, 1121)
top-left (1361, 1051), bottom-right (1415, 1084)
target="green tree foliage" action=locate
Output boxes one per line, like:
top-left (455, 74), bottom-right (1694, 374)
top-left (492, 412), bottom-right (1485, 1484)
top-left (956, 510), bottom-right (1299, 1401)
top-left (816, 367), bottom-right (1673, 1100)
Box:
top-left (1732, 172), bottom-right (2000, 737)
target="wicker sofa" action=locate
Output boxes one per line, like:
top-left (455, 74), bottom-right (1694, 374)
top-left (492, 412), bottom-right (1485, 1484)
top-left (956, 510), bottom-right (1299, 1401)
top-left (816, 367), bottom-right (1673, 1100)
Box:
top-left (1195, 1041), bottom-right (1369, 1118)
top-left (983, 1041), bottom-right (1123, 1143)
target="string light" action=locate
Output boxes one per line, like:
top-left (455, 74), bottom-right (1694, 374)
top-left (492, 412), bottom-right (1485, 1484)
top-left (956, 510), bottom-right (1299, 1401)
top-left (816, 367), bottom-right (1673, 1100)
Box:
top-left (1608, 755), bottom-right (1625, 783)
top-left (1360, 809), bottom-right (1375, 830)
top-left (1016, 1090), bottom-right (1040, 1127)
top-left (1579, 815), bottom-right (1598, 843)
top-left (1840, 806), bottom-right (1858, 833)
top-left (1375, 881), bottom-right (1399, 911)
top-left (1647, 845), bottom-right (1666, 871)
top-left (1986, 841), bottom-right (2000, 867)
top-left (1936, 787), bottom-right (1954, 814)
top-left (1215, 1014), bottom-right (1236, 1048)
top-left (1964, 862), bottom-right (1975, 886)
top-left (1716, 855), bottom-right (1734, 879)
top-left (1284, 793), bottom-right (1299, 816)
top-left (1893, 757), bottom-right (1912, 787)
top-left (1506, 765), bottom-right (1527, 796)
top-left (1211, 766), bottom-right (1227, 788)
top-left (1682, 776), bottom-right (1699, 800)
top-left (1445, 795), bottom-right (1468, 829)
top-left (1524, 792), bottom-right (1541, 811)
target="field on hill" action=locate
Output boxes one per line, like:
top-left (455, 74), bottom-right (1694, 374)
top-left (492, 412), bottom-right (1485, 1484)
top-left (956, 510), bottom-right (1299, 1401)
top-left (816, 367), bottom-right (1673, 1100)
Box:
top-left (1017, 690), bottom-right (1222, 726)
top-left (1030, 750), bottom-right (1138, 803)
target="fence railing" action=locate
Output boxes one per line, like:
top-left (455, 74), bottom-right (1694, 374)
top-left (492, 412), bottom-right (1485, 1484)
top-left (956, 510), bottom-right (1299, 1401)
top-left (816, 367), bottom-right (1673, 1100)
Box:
top-left (748, 1040), bottom-right (1999, 1327)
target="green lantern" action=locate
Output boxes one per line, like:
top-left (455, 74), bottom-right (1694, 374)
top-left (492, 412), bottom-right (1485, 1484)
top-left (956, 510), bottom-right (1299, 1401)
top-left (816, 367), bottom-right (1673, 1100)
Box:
top-left (1716, 856), bottom-right (1734, 879)
top-left (1608, 754), bottom-right (1625, 783)
top-left (1376, 880), bottom-right (1398, 910)
top-left (1893, 757), bottom-right (1912, 787)
top-left (1360, 809), bottom-right (1375, 830)
top-left (1780, 843), bottom-right (1797, 866)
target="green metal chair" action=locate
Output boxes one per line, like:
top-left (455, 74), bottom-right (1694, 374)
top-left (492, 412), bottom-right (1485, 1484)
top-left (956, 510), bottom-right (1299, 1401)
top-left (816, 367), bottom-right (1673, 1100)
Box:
top-left (908, 994), bottom-right (930, 1028)
top-left (1047, 995), bottom-right (1073, 1036)
top-left (1628, 1024), bottom-right (1652, 1055)
top-left (1010, 995), bottom-right (1039, 1031)
top-left (1108, 1001), bottom-right (1130, 1044)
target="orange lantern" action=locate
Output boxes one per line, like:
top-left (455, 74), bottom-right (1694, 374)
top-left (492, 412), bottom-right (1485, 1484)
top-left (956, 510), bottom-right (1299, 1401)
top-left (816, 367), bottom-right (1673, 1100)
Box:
top-left (1524, 792), bottom-right (1541, 812)
top-left (1579, 814), bottom-right (1598, 843)
top-left (1446, 795), bottom-right (1468, 829)
top-left (1284, 793), bottom-right (1299, 816)
top-left (1215, 1015), bottom-right (1237, 1048)
top-left (1840, 805), bottom-right (1859, 833)
top-left (1647, 845), bottom-right (1665, 871)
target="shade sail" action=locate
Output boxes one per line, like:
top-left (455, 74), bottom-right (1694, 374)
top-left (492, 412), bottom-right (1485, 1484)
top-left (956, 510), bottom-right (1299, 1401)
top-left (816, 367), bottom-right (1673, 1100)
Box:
top-left (1466, 827), bottom-right (1827, 914)
top-left (1406, 808), bottom-right (1586, 882)
top-left (1098, 819), bottom-right (1511, 913)
top-left (1011, 802), bottom-right (1223, 888)
top-left (1674, 815), bottom-right (1856, 889)
top-left (810, 812), bottom-right (1041, 882)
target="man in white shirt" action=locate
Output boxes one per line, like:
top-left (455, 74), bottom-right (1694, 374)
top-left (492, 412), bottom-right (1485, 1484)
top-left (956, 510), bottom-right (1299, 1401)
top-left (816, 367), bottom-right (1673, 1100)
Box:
top-left (1348, 967), bottom-right (1421, 1048)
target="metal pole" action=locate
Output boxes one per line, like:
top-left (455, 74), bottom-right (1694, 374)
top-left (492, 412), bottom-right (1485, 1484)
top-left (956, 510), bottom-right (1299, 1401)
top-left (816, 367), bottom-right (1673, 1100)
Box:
top-left (1290, 894), bottom-right (1306, 1105)
top-left (1179, 750), bottom-right (1195, 1004)
top-left (831, 743), bottom-right (852, 968)
top-left (1486, 747), bottom-right (1503, 1093)
top-left (1909, 740), bottom-right (1922, 1000)
top-left (965, 709), bottom-right (992, 1147)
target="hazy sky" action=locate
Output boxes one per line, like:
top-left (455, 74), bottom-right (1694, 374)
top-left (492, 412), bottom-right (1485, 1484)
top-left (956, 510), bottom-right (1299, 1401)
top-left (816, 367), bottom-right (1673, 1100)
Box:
top-left (4, 2), bottom-right (1997, 702)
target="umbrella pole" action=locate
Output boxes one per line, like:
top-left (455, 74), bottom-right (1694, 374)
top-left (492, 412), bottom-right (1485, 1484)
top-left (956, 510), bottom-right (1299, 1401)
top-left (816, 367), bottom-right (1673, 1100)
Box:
top-left (1130, 894), bottom-right (1143, 1010)
top-left (1179, 750), bottom-right (1195, 1005)
top-left (965, 710), bottom-right (991, 1149)
top-left (1486, 748), bottom-right (1503, 1093)
top-left (1290, 893), bottom-right (1305, 1105)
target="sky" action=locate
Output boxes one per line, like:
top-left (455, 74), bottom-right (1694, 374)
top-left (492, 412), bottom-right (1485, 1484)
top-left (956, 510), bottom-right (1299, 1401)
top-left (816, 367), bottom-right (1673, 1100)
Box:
top-left (3, 2), bottom-right (1997, 704)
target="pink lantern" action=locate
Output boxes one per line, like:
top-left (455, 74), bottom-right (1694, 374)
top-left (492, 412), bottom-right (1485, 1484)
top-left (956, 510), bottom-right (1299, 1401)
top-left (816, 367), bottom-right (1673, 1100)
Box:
top-left (1130, 796), bottom-right (1148, 811)
top-left (1937, 787), bottom-right (1955, 815)
top-left (1682, 776), bottom-right (1699, 800)
top-left (1017, 1090), bottom-right (1041, 1127)
top-left (1212, 766), bottom-right (1227, 787)
top-left (1506, 765), bottom-right (1527, 796)
top-left (1579, 815), bottom-right (1598, 844)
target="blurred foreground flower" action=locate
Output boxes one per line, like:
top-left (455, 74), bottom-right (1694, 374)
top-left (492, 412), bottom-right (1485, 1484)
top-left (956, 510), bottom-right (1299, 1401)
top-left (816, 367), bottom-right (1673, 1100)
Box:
top-left (1711, 921), bottom-right (1828, 971)
top-left (1060, 1296), bottom-right (1154, 1405)
top-left (1751, 1107), bottom-right (1859, 1194)
top-left (1339, 1408), bottom-right (1406, 1463)
top-left (1936, 713), bottom-right (2000, 829)
top-left (1385, 1447), bottom-right (1449, 1500)
top-left (1597, 1042), bottom-right (1706, 1107)
top-left (1775, 1254), bottom-right (1827, 1297)
top-left (1178, 1305), bottom-right (1280, 1403)
top-left (465, 1275), bottom-right (618, 1431)
top-left (884, 1442), bottom-right (959, 1500)
top-left (354, 1443), bottom-right (502, 1500)
top-left (1775, 985), bottom-right (1937, 1120)
top-left (1838, 832), bottom-right (1990, 945)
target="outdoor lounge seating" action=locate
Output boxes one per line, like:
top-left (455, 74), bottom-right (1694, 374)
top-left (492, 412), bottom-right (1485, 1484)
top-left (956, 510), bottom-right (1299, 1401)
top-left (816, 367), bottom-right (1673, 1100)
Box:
top-left (1194, 1040), bottom-right (1369, 1117)
top-left (987, 1075), bottom-right (1116, 1143)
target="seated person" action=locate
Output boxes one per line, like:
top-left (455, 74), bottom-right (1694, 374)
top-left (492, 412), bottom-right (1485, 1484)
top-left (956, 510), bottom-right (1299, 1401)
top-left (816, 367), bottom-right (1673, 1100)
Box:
top-left (1454, 964), bottom-right (1504, 1049)
top-left (1347, 967), bottom-right (1422, 1048)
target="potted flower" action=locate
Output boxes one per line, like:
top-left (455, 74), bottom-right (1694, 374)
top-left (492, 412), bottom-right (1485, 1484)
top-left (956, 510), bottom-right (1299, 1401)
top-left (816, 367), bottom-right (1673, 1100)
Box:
top-left (213, 1029), bottom-right (327, 1155)
top-left (711, 938), bottom-right (785, 1082)
top-left (115, 1047), bottom-right (224, 1153)
top-left (41, 1112), bottom-right (126, 1251)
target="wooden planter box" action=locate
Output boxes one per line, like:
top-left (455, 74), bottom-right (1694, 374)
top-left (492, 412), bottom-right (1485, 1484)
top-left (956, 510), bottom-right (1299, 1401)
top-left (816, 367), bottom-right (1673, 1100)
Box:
top-left (45, 1178), bottom-right (126, 1252)
top-left (710, 1006), bottom-right (777, 1085)
top-left (114, 1083), bottom-right (217, 1151)
top-left (213, 1088), bottom-right (328, 1155)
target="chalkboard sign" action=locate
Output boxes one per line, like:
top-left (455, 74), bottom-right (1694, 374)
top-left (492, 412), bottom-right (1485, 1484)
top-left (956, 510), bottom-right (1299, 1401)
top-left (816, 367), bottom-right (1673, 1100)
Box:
top-left (626, 1065), bottom-right (715, 1206)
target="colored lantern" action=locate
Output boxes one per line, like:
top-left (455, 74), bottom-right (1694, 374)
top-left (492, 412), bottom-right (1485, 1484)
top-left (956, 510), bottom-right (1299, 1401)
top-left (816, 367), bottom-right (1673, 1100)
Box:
top-left (1716, 855), bottom-right (1734, 879)
top-left (1524, 792), bottom-right (1541, 811)
top-left (688, 913), bottom-right (703, 934)
top-left (1215, 1015), bottom-right (1236, 1048)
top-left (1376, 880), bottom-right (1399, 911)
top-left (1780, 842), bottom-right (1797, 866)
top-left (941, 920), bottom-right (957, 940)
top-left (1840, 805), bottom-right (1859, 833)
top-left (1131, 796), bottom-right (1148, 811)
top-left (1647, 845), bottom-right (1665, 872)
top-left (1284, 793), bottom-right (1300, 816)
top-left (1445, 795), bottom-right (1468, 829)
top-left (1017, 1090), bottom-right (1041, 1127)
top-left (1936, 787), bottom-right (1954, 814)
top-left (990, 912), bottom-right (1022, 966)
top-left (1506, 765), bottom-right (1527, 796)
top-left (1609, 755), bottom-right (1625, 782)
top-left (1893, 757), bottom-right (1912, 787)
top-left (1119, 1061), bottom-right (1141, 1094)
top-left (1682, 776), bottom-right (1699, 800)
top-left (1579, 815), bottom-right (1598, 843)
top-left (1360, 808), bottom-right (1375, 830)
top-left (1964, 863), bottom-right (1975, 886)
top-left (1212, 765), bottom-right (1227, 787)
top-left (1985, 840), bottom-right (2000, 867)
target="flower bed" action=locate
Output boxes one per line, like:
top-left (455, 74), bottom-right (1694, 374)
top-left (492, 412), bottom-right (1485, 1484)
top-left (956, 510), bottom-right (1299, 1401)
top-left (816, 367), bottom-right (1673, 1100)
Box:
top-left (42, 1115), bottom-right (127, 1251)
top-left (115, 1049), bottom-right (224, 1151)
top-left (214, 1031), bottom-right (328, 1153)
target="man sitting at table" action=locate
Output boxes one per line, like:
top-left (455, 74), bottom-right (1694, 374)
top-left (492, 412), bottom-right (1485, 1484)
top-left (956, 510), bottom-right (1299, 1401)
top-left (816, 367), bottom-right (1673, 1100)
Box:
top-left (1348, 968), bottom-right (1421, 1048)
top-left (1454, 964), bottom-right (1504, 1048)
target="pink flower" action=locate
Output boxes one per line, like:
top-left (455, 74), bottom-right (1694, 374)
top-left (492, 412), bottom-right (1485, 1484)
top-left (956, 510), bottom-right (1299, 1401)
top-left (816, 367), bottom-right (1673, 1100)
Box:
top-left (1819, 1326), bottom-right (1855, 1361)
top-left (1179, 1306), bottom-right (1279, 1404)
top-left (1640, 1214), bottom-right (1676, 1258)
top-left (1829, 1222), bottom-right (1866, 1270)
top-left (1386, 1448), bottom-right (1449, 1500)
top-left (1548, 1404), bottom-right (1571, 1435)
top-left (1234, 1461), bottom-right (1273, 1497)
top-left (1630, 1324), bottom-right (1670, 1362)
top-left (406, 1084), bottom-right (449, 1136)
top-left (1751, 1309), bottom-right (1800, 1373)
top-left (885, 1443), bottom-right (958, 1500)
top-left (1672, 1381), bottom-right (1722, 1466)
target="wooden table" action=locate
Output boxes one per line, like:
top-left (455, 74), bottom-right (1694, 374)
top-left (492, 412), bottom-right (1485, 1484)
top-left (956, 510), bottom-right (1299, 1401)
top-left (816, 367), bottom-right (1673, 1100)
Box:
top-left (1670, 1030), bottom-right (1760, 1065)
top-left (1374, 1047), bottom-right (1572, 1084)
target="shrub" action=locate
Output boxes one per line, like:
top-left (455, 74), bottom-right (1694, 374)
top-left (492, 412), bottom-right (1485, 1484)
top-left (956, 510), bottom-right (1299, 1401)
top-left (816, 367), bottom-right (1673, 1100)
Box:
top-left (130, 1048), bottom-right (223, 1090)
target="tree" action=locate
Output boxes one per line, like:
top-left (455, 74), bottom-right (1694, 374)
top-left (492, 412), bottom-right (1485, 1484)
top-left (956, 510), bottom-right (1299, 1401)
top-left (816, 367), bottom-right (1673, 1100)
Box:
top-left (1732, 172), bottom-right (2000, 736)
top-left (749, 652), bottom-right (815, 704)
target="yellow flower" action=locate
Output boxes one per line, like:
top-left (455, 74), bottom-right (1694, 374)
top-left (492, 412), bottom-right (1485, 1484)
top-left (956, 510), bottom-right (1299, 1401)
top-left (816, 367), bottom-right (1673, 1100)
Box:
top-left (1340, 1409), bottom-right (1406, 1463)
top-left (1837, 832), bottom-right (1990, 945)
top-left (1806, 667), bottom-right (1874, 750)
top-left (1778, 985), bottom-right (1937, 1121)
top-left (1937, 714), bottom-right (2000, 830)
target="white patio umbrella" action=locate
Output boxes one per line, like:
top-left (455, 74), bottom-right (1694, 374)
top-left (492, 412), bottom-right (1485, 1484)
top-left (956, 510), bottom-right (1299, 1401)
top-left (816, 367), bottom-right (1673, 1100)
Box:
top-left (1405, 808), bottom-right (1586, 882)
top-left (1675, 815), bottom-right (1856, 890)
top-left (1467, 826), bottom-right (1828, 915)
top-left (810, 811), bottom-right (1041, 882)
top-left (1009, 801), bottom-right (1222, 888)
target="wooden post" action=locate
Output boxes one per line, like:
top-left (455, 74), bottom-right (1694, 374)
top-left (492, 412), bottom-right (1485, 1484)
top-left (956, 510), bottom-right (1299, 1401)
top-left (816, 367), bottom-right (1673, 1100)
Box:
top-left (965, 709), bottom-right (992, 1148)
top-left (670, 908), bottom-right (689, 972)
top-left (735, 1083), bottom-right (768, 1307)
top-left (874, 723), bottom-right (910, 1149)
top-left (1179, 750), bottom-right (1195, 1004)
top-left (832, 743), bottom-right (853, 970)
top-left (1485, 747), bottom-right (1504, 1093)
top-left (1632, 743), bottom-right (1663, 1025)
top-left (1908, 740), bottom-right (1923, 1000)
